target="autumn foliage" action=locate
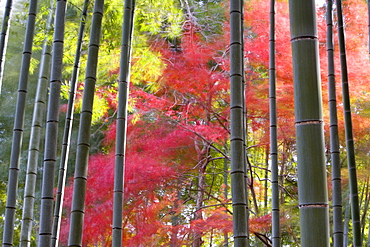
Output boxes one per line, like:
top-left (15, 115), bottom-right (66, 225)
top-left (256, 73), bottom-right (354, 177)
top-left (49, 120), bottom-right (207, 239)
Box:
top-left (59, 0), bottom-right (370, 245)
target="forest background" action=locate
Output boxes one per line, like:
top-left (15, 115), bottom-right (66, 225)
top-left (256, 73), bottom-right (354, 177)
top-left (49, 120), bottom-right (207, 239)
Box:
top-left (0, 0), bottom-right (369, 246)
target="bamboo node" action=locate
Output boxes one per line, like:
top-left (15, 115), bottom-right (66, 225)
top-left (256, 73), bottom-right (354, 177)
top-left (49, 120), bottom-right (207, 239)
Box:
top-left (290, 35), bottom-right (317, 42)
top-left (299, 203), bottom-right (328, 208)
top-left (295, 120), bottom-right (322, 125)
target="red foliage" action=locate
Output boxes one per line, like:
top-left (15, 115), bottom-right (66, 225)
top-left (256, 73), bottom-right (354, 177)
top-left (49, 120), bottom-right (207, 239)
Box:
top-left (60, 120), bottom-right (198, 245)
top-left (156, 34), bottom-right (230, 128)
top-left (190, 208), bottom-right (232, 235)
top-left (243, 0), bottom-right (370, 145)
top-left (59, 0), bottom-right (370, 245)
top-left (250, 214), bottom-right (272, 233)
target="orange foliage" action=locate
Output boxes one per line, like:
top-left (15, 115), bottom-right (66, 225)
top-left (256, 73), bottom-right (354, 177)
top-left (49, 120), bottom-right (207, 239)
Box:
top-left (59, 0), bottom-right (370, 245)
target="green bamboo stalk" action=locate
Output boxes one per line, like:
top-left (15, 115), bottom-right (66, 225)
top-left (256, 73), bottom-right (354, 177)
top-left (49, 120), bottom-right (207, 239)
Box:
top-left (269, 0), bottom-right (280, 246)
top-left (326, 1), bottom-right (343, 246)
top-left (343, 199), bottom-right (350, 246)
top-left (288, 0), bottom-right (330, 246)
top-left (0, 0), bottom-right (12, 93)
top-left (368, 223), bottom-right (370, 247)
top-left (223, 154), bottom-right (229, 247)
top-left (19, 2), bottom-right (54, 246)
top-left (112, 0), bottom-right (135, 246)
top-left (264, 148), bottom-right (268, 211)
top-left (360, 181), bottom-right (369, 242)
top-left (230, 0), bottom-right (249, 246)
top-left (38, 0), bottom-right (67, 246)
top-left (67, 0), bottom-right (104, 245)
top-left (240, 2), bottom-right (249, 236)
top-left (335, 0), bottom-right (362, 245)
top-left (1, 0), bottom-right (39, 245)
top-left (51, 1), bottom-right (90, 246)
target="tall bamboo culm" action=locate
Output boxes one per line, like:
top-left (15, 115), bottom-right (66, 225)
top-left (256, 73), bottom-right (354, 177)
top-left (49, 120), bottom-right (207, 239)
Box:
top-left (240, 2), bottom-right (248, 233)
top-left (0, 0), bottom-right (12, 93)
top-left (269, 0), bottom-right (280, 246)
top-left (51, 1), bottom-right (90, 246)
top-left (19, 2), bottom-right (54, 245)
top-left (223, 153), bottom-right (229, 247)
top-left (112, 0), bottom-right (135, 246)
top-left (288, 0), bottom-right (330, 246)
top-left (326, 1), bottom-right (343, 246)
top-left (241, 0), bottom-right (249, 239)
top-left (38, 0), bottom-right (67, 246)
top-left (229, 0), bottom-right (249, 246)
top-left (368, 223), bottom-right (370, 246)
top-left (2, 0), bottom-right (38, 245)
top-left (67, 0), bottom-right (104, 245)
top-left (335, 0), bottom-right (362, 245)
top-left (343, 199), bottom-right (351, 246)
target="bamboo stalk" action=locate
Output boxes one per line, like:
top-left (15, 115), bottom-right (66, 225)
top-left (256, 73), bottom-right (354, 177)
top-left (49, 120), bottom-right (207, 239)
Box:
top-left (0, 0), bottom-right (12, 93)
top-left (367, 222), bottom-right (370, 246)
top-left (230, 0), bottom-right (249, 245)
top-left (2, 0), bottom-right (39, 245)
top-left (335, 0), bottom-right (362, 245)
top-left (360, 181), bottom-right (369, 242)
top-left (38, 0), bottom-right (67, 245)
top-left (20, 1), bottom-right (54, 246)
top-left (240, 2), bottom-right (249, 238)
top-left (288, 0), bottom-right (330, 246)
top-left (67, 0), bottom-right (104, 245)
top-left (343, 199), bottom-right (350, 246)
top-left (269, 0), bottom-right (280, 246)
top-left (223, 152), bottom-right (229, 247)
top-left (51, 1), bottom-right (90, 246)
top-left (112, 0), bottom-right (135, 246)
top-left (326, 1), bottom-right (343, 246)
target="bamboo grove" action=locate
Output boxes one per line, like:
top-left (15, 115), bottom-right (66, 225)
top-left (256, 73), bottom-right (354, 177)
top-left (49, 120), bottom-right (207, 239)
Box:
top-left (0, 0), bottom-right (369, 246)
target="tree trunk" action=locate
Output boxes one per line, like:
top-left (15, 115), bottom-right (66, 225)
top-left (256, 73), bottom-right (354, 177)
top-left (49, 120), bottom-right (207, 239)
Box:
top-left (279, 149), bottom-right (286, 205)
top-left (170, 186), bottom-right (181, 247)
top-left (264, 147), bottom-right (268, 212)
top-left (67, 0), bottom-right (104, 245)
top-left (192, 172), bottom-right (205, 247)
top-left (288, 0), bottom-right (330, 246)
top-left (192, 142), bottom-right (209, 247)
top-left (247, 158), bottom-right (259, 216)
top-left (2, 0), bottom-right (38, 245)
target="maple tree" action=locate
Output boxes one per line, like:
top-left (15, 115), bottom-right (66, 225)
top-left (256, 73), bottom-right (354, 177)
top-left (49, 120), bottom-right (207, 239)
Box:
top-left (0, 0), bottom-right (369, 245)
top-left (244, 0), bottom-right (370, 245)
top-left (60, 15), bottom-right (274, 245)
top-left (56, 0), bottom-right (370, 245)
